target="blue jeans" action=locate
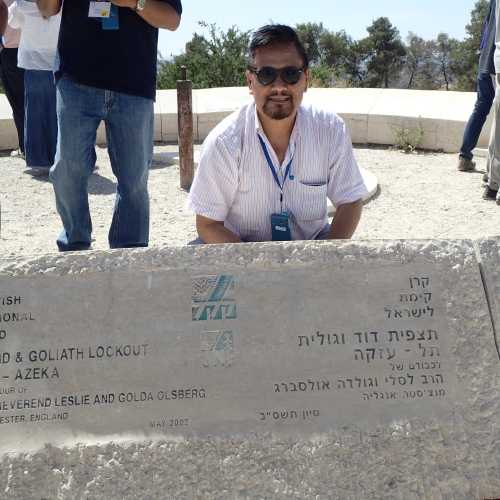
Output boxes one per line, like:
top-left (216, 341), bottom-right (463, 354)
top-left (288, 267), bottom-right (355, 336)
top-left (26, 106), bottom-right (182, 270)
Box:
top-left (50, 76), bottom-right (153, 251)
top-left (24, 69), bottom-right (57, 168)
top-left (459, 72), bottom-right (495, 160)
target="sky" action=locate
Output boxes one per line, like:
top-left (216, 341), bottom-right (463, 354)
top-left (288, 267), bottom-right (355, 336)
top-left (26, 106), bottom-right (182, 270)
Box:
top-left (158, 0), bottom-right (477, 59)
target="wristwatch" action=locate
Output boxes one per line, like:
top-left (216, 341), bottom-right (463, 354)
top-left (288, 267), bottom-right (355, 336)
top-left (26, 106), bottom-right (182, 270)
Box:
top-left (135, 0), bottom-right (146, 11)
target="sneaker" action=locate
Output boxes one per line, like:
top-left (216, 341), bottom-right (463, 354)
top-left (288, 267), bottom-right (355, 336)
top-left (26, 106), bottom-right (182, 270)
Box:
top-left (482, 186), bottom-right (498, 200)
top-left (483, 173), bottom-right (489, 184)
top-left (457, 157), bottom-right (476, 171)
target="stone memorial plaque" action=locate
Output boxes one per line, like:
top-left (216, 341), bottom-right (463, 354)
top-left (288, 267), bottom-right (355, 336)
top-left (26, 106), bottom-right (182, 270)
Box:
top-left (1, 241), bottom-right (497, 457)
top-left (1, 241), bottom-right (500, 498)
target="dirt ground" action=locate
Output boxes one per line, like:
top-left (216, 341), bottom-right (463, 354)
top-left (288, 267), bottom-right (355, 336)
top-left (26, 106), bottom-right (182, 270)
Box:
top-left (0, 144), bottom-right (498, 258)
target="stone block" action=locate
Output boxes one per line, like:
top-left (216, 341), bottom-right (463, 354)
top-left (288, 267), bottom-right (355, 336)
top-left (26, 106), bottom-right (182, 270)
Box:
top-left (193, 87), bottom-right (250, 114)
top-left (339, 113), bottom-right (369, 144)
top-left (366, 114), bottom-right (406, 146)
top-left (156, 89), bottom-right (179, 142)
top-left (435, 120), bottom-right (466, 153)
top-left (153, 101), bottom-right (163, 142)
top-left (0, 88), bottom-right (490, 153)
top-left (95, 121), bottom-right (106, 146)
top-left (0, 240), bottom-right (498, 499)
top-left (196, 111), bottom-right (233, 142)
top-left (158, 112), bottom-right (179, 142)
top-left (305, 87), bottom-right (381, 114)
top-left (0, 118), bottom-right (21, 151)
top-left (367, 114), bottom-right (440, 151)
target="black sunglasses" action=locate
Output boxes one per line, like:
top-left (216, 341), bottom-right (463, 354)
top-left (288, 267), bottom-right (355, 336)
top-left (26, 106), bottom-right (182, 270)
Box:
top-left (248, 65), bottom-right (306, 86)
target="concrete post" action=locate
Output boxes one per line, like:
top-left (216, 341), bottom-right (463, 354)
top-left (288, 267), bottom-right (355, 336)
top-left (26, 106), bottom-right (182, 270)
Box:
top-left (177, 66), bottom-right (194, 190)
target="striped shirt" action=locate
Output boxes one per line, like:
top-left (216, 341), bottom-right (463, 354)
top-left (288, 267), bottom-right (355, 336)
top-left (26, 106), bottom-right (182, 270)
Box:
top-left (187, 102), bottom-right (368, 242)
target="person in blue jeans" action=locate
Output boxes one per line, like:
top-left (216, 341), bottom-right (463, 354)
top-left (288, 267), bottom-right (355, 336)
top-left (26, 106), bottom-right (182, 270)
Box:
top-left (36, 0), bottom-right (182, 251)
top-left (458, 0), bottom-right (496, 172)
top-left (8, 0), bottom-right (61, 174)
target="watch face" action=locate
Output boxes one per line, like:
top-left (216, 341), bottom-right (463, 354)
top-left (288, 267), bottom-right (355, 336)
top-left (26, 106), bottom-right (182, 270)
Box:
top-left (137, 0), bottom-right (146, 9)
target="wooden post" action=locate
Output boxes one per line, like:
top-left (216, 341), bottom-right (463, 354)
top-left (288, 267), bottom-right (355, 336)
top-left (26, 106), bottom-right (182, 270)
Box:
top-left (177, 66), bottom-right (194, 190)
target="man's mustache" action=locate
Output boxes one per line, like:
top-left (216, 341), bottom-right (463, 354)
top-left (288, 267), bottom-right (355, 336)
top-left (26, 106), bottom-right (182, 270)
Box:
top-left (266, 91), bottom-right (292, 98)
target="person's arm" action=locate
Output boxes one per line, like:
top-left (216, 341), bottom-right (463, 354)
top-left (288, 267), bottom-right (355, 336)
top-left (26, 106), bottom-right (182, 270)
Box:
top-left (0, 1), bottom-right (7, 35)
top-left (326, 115), bottom-right (367, 240)
top-left (110, 0), bottom-right (180, 30)
top-left (36, 0), bottom-right (62, 18)
top-left (187, 130), bottom-right (240, 244)
top-left (326, 199), bottom-right (363, 239)
top-left (196, 215), bottom-right (242, 244)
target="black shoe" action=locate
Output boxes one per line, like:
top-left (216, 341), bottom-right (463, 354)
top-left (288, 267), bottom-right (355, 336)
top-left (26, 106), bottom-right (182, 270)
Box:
top-left (483, 173), bottom-right (489, 184)
top-left (457, 157), bottom-right (476, 171)
top-left (25, 166), bottom-right (50, 177)
top-left (482, 186), bottom-right (498, 200)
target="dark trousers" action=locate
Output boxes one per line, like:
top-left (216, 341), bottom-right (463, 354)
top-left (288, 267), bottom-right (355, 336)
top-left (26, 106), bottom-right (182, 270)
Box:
top-left (0, 48), bottom-right (25, 153)
top-left (24, 69), bottom-right (57, 167)
top-left (459, 72), bottom-right (495, 160)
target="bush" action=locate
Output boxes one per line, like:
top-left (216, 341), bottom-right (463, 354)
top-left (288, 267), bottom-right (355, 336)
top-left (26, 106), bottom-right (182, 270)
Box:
top-left (392, 121), bottom-right (424, 152)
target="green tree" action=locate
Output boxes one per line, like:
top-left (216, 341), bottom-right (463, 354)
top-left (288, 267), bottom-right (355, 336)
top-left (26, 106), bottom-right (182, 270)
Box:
top-left (156, 7), bottom-right (490, 91)
top-left (467, 0), bottom-right (489, 44)
top-left (295, 22), bottom-right (328, 65)
top-left (318, 30), bottom-right (355, 85)
top-left (404, 33), bottom-right (437, 89)
top-left (309, 64), bottom-right (334, 87)
top-left (296, 24), bottom-right (355, 86)
top-left (157, 22), bottom-right (250, 89)
top-left (433, 33), bottom-right (461, 90)
top-left (453, 0), bottom-right (489, 90)
top-left (343, 39), bottom-right (371, 87)
top-left (363, 17), bottom-right (406, 88)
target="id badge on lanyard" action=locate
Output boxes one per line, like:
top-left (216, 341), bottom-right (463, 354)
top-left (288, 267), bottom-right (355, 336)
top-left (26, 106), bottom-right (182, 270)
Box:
top-left (258, 134), bottom-right (294, 241)
top-left (88, 1), bottom-right (119, 30)
top-left (88, 1), bottom-right (111, 17)
top-left (271, 212), bottom-right (292, 241)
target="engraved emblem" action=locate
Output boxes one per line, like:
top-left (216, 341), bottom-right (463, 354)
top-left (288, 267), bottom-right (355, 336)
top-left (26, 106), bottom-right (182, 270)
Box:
top-left (200, 330), bottom-right (234, 368)
top-left (192, 275), bottom-right (237, 321)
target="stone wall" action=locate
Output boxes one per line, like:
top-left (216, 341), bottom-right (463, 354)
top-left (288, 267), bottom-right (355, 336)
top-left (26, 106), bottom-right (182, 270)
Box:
top-left (0, 88), bottom-right (489, 152)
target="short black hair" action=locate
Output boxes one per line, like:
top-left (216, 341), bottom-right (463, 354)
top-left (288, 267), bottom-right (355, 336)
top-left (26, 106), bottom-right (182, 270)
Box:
top-left (248, 24), bottom-right (309, 69)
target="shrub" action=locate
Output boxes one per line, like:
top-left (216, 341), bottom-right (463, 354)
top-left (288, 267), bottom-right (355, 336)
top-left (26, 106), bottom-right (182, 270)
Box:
top-left (392, 121), bottom-right (424, 152)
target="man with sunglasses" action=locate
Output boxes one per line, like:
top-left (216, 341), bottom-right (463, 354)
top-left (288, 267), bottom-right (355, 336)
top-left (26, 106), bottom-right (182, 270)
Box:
top-left (188, 24), bottom-right (367, 243)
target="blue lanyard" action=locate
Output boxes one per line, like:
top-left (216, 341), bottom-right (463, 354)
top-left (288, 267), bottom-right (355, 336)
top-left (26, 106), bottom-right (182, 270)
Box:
top-left (258, 135), bottom-right (294, 208)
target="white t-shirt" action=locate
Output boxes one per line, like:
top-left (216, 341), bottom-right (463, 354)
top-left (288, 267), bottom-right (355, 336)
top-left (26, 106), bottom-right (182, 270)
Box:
top-left (8, 0), bottom-right (61, 71)
top-left (2, 0), bottom-right (21, 48)
top-left (187, 103), bottom-right (368, 242)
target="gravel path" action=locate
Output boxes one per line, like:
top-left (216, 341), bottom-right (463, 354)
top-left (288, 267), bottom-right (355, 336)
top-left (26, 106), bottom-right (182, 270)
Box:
top-left (0, 144), bottom-right (498, 258)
